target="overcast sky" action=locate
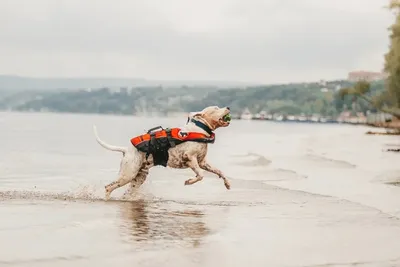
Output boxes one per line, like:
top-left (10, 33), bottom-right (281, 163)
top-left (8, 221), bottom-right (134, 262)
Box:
top-left (0, 0), bottom-right (394, 83)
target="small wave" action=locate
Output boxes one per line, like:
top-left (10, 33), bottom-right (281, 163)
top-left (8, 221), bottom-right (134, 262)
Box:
top-left (0, 189), bottom-right (104, 202)
top-left (266, 168), bottom-right (307, 181)
top-left (245, 168), bottom-right (306, 182)
top-left (0, 185), bottom-right (134, 203)
top-left (373, 170), bottom-right (400, 187)
top-left (151, 198), bottom-right (265, 207)
top-left (305, 153), bottom-right (356, 168)
top-left (0, 189), bottom-right (269, 207)
top-left (0, 255), bottom-right (88, 266)
top-left (0, 182), bottom-right (155, 203)
top-left (387, 181), bottom-right (400, 187)
top-left (385, 143), bottom-right (400, 147)
top-left (302, 256), bottom-right (400, 267)
top-left (231, 152), bottom-right (271, 167)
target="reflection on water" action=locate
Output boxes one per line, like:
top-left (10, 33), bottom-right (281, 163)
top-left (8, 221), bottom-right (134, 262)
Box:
top-left (117, 199), bottom-right (210, 248)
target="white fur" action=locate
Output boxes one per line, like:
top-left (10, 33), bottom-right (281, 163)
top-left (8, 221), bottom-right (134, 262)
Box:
top-left (94, 106), bottom-right (231, 200)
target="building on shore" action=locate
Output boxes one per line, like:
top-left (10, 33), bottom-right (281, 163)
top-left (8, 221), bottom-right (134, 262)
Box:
top-left (347, 71), bottom-right (387, 82)
top-left (240, 108), bottom-right (253, 120)
top-left (337, 111), bottom-right (367, 124)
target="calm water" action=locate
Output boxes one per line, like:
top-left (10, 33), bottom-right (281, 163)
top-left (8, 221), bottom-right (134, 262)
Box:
top-left (0, 111), bottom-right (399, 267)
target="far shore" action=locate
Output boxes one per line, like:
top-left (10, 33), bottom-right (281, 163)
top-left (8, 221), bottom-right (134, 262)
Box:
top-left (1, 110), bottom-right (399, 131)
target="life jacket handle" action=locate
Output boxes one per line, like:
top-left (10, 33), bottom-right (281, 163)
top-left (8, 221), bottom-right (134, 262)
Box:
top-left (146, 126), bottom-right (164, 134)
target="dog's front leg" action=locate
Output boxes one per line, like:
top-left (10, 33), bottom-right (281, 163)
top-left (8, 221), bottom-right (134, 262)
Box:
top-left (199, 161), bottom-right (231, 190)
top-left (184, 156), bottom-right (204, 186)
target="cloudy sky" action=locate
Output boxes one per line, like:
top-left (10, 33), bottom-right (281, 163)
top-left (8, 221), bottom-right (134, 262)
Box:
top-left (0, 0), bottom-right (394, 83)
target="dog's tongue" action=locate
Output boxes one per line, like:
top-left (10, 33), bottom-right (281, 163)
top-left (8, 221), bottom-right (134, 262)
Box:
top-left (223, 114), bottom-right (231, 122)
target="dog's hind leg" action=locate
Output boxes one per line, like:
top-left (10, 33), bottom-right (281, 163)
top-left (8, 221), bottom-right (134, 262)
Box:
top-left (105, 174), bottom-right (135, 200)
top-left (122, 163), bottom-right (150, 198)
top-left (184, 156), bottom-right (204, 186)
top-left (131, 163), bottom-right (150, 189)
top-left (104, 151), bottom-right (143, 200)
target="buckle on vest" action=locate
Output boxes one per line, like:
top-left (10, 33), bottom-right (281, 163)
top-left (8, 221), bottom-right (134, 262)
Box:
top-left (165, 128), bottom-right (176, 148)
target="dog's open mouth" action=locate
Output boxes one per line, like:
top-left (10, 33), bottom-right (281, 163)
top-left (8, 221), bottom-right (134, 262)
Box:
top-left (222, 113), bottom-right (231, 123)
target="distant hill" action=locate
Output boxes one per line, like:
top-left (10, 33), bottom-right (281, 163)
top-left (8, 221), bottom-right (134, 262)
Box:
top-left (0, 75), bottom-right (260, 91)
top-left (0, 78), bottom-right (380, 117)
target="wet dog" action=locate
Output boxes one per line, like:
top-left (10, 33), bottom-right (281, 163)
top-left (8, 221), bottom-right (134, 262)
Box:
top-left (93, 106), bottom-right (232, 200)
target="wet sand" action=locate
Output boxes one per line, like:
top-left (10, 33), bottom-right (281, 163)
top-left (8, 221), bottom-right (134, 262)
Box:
top-left (0, 112), bottom-right (400, 267)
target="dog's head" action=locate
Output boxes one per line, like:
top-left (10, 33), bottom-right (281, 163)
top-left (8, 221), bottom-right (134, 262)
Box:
top-left (188, 106), bottom-right (231, 130)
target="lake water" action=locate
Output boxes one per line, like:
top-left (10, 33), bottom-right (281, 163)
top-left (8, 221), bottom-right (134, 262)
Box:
top-left (0, 111), bottom-right (399, 267)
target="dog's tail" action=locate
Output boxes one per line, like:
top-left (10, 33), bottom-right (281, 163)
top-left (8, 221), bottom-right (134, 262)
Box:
top-left (93, 125), bottom-right (127, 154)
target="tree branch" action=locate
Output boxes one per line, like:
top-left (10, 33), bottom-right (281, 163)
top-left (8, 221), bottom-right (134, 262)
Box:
top-left (356, 93), bottom-right (400, 118)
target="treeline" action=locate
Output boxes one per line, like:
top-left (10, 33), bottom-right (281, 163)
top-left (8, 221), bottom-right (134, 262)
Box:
top-left (0, 80), bottom-right (385, 116)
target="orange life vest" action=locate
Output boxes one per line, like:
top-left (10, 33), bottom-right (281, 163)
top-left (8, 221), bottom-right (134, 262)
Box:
top-left (130, 126), bottom-right (215, 167)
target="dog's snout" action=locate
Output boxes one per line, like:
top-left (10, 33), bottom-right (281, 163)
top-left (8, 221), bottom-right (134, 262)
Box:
top-left (226, 106), bottom-right (230, 110)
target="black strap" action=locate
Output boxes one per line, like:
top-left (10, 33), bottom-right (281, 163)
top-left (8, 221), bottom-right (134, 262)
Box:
top-left (165, 128), bottom-right (176, 148)
top-left (190, 119), bottom-right (213, 136)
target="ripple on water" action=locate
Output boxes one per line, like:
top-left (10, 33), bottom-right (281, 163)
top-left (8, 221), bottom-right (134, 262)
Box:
top-left (230, 152), bottom-right (272, 167)
top-left (305, 153), bottom-right (356, 168)
top-left (372, 170), bottom-right (400, 187)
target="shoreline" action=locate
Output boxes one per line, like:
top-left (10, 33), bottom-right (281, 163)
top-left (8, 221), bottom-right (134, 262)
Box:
top-left (366, 120), bottom-right (400, 130)
top-left (1, 109), bottom-right (399, 131)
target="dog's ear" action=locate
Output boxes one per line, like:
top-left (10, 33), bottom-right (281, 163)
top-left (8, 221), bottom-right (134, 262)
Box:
top-left (188, 111), bottom-right (204, 119)
top-left (186, 111), bottom-right (204, 124)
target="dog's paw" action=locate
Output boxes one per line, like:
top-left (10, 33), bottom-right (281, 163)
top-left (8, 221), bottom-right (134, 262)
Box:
top-left (224, 181), bottom-right (231, 190)
top-left (104, 188), bottom-right (111, 201)
top-left (184, 179), bottom-right (190, 185)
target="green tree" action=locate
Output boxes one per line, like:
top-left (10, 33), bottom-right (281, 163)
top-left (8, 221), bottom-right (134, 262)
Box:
top-left (338, 81), bottom-right (400, 118)
top-left (338, 0), bottom-right (400, 119)
top-left (384, 0), bottom-right (400, 115)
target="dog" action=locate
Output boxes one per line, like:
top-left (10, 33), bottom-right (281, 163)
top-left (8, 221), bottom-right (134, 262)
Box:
top-left (93, 106), bottom-right (232, 200)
